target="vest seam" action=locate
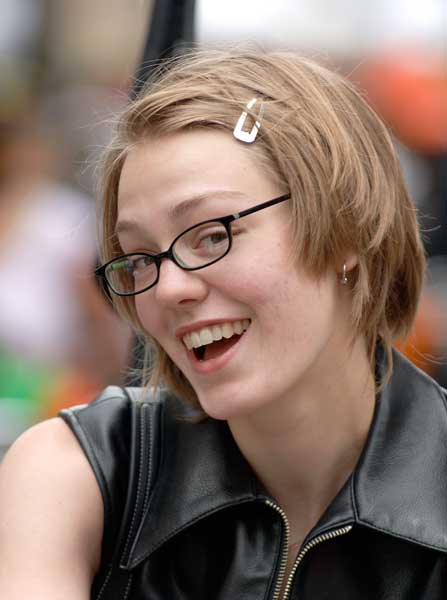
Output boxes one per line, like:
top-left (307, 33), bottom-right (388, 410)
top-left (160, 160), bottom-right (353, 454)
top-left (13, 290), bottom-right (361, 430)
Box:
top-left (350, 472), bottom-right (359, 522)
top-left (121, 403), bottom-right (147, 560)
top-left (141, 404), bottom-right (154, 515)
top-left (93, 562), bottom-right (114, 600)
top-left (123, 573), bottom-right (134, 600)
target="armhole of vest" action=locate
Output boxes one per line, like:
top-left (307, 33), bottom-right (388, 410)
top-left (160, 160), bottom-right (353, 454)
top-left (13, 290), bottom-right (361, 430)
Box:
top-left (59, 403), bottom-right (114, 526)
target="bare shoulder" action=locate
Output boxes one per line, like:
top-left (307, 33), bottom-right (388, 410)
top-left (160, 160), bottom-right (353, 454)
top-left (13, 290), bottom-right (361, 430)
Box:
top-left (0, 417), bottom-right (103, 599)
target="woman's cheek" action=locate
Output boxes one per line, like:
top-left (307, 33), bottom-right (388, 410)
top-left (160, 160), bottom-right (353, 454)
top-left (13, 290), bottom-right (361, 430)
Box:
top-left (135, 298), bottom-right (158, 337)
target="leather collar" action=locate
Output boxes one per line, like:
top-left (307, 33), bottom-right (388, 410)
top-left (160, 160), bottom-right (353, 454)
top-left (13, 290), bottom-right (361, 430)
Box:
top-left (126, 350), bottom-right (447, 568)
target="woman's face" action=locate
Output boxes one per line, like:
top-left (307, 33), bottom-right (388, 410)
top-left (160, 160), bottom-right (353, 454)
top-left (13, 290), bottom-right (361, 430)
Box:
top-left (117, 129), bottom-right (354, 420)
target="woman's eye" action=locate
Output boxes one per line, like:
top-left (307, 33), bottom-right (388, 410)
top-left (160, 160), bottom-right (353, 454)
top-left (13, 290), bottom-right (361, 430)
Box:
top-left (199, 232), bottom-right (227, 248)
top-left (133, 256), bottom-right (155, 271)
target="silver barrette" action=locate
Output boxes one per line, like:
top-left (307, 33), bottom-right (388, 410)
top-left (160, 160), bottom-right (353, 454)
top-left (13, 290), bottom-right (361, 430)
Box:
top-left (233, 98), bottom-right (264, 143)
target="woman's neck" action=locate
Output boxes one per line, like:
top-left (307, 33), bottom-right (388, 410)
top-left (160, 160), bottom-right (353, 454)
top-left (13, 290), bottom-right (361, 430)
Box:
top-left (227, 336), bottom-right (376, 532)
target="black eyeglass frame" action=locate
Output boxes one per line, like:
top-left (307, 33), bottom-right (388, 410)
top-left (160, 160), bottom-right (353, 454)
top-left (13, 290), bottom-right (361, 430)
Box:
top-left (95, 192), bottom-right (291, 297)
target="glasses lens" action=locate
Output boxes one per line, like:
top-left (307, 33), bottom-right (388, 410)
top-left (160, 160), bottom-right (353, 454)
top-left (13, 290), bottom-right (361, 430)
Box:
top-left (105, 254), bottom-right (157, 295)
top-left (173, 221), bottom-right (230, 268)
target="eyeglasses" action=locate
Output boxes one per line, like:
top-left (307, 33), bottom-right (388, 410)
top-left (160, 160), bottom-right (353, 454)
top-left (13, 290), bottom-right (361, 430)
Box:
top-left (95, 192), bottom-right (291, 297)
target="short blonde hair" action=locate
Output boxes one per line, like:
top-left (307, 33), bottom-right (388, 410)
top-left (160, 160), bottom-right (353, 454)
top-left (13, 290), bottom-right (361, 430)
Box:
top-left (98, 48), bottom-right (426, 407)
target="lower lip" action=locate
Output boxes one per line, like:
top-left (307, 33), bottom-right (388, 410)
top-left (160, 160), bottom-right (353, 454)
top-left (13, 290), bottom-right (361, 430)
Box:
top-left (185, 329), bottom-right (249, 375)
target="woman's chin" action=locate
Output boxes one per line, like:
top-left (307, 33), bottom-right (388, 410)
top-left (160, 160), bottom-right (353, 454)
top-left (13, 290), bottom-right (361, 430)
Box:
top-left (196, 391), bottom-right (266, 422)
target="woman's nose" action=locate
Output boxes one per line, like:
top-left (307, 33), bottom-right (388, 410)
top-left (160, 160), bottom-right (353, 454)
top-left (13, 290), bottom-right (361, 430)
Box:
top-left (153, 258), bottom-right (208, 307)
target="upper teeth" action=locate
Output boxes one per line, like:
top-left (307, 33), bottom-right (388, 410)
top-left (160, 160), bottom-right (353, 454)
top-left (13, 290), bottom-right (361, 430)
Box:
top-left (182, 319), bottom-right (250, 350)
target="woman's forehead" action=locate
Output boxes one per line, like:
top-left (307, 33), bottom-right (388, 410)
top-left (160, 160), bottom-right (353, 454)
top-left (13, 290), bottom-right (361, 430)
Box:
top-left (116, 130), bottom-right (279, 224)
top-left (119, 129), bottom-right (258, 187)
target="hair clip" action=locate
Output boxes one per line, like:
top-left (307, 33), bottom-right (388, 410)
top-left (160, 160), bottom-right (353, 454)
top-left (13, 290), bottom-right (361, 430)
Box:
top-left (233, 98), bottom-right (264, 143)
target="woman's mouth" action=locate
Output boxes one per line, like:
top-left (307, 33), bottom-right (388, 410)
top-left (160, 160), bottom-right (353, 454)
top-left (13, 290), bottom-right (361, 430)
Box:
top-left (182, 319), bottom-right (250, 362)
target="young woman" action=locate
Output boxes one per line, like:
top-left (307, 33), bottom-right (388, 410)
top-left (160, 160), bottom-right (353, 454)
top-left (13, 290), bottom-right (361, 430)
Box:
top-left (0, 49), bottom-right (445, 599)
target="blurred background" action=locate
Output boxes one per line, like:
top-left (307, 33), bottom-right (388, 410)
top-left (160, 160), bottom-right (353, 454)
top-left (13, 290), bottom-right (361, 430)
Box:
top-left (0, 0), bottom-right (446, 460)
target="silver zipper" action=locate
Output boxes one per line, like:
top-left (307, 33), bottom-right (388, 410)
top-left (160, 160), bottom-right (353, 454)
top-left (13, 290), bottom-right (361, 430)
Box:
top-left (265, 499), bottom-right (353, 600)
top-left (282, 524), bottom-right (353, 599)
top-left (265, 500), bottom-right (291, 600)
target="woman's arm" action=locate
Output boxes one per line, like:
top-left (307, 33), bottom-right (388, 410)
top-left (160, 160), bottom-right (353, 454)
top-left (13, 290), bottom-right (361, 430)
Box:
top-left (0, 417), bottom-right (104, 599)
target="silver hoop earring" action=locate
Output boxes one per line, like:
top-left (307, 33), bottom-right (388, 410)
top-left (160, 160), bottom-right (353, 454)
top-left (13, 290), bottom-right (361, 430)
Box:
top-left (340, 263), bottom-right (348, 285)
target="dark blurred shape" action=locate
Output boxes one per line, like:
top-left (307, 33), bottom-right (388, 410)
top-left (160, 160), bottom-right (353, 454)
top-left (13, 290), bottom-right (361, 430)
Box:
top-left (132, 0), bottom-right (196, 98)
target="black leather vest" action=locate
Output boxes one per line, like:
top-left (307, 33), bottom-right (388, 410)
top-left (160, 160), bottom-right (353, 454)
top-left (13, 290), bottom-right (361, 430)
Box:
top-left (60, 350), bottom-right (447, 599)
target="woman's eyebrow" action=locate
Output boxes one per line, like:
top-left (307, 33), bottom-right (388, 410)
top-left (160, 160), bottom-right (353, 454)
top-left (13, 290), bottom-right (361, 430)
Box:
top-left (114, 219), bottom-right (146, 237)
top-left (168, 190), bottom-right (246, 220)
top-left (115, 190), bottom-right (247, 235)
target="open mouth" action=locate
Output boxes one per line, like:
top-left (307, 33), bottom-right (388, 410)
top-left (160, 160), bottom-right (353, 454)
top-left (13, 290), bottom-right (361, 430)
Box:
top-left (182, 319), bottom-right (250, 362)
top-left (193, 335), bottom-right (241, 361)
